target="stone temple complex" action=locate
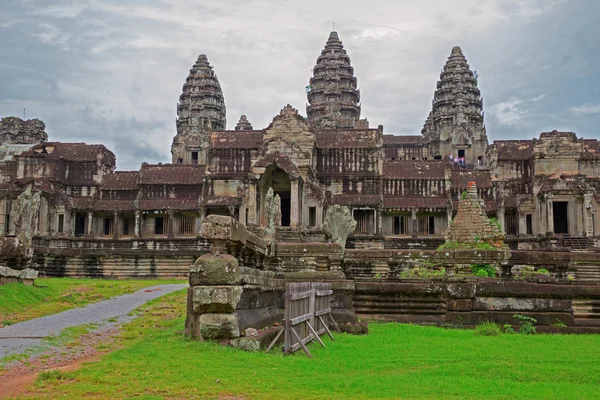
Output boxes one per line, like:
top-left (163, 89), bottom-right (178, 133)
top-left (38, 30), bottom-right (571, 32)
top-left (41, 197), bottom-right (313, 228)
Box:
top-left (1, 31), bottom-right (600, 284)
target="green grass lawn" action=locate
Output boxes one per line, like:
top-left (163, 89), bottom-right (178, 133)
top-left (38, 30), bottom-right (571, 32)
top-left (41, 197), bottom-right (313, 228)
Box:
top-left (30, 290), bottom-right (600, 400)
top-left (0, 278), bottom-right (184, 326)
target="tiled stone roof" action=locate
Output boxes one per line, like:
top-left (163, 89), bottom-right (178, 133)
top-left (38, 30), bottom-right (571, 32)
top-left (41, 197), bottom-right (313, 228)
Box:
top-left (139, 164), bottom-right (204, 185)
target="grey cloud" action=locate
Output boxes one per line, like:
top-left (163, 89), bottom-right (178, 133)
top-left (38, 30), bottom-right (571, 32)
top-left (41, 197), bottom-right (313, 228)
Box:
top-left (1, 0), bottom-right (598, 170)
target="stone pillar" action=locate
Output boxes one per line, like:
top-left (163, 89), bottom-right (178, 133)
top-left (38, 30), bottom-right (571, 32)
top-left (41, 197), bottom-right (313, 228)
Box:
top-left (376, 208), bottom-right (382, 236)
top-left (67, 211), bottom-right (74, 236)
top-left (86, 211), bottom-right (93, 237)
top-left (0, 199), bottom-right (5, 236)
top-left (290, 180), bottom-right (299, 228)
top-left (247, 184), bottom-right (256, 225)
top-left (518, 212), bottom-right (526, 236)
top-left (168, 209), bottom-right (175, 238)
top-left (583, 193), bottom-right (593, 236)
top-left (112, 210), bottom-right (119, 240)
top-left (497, 206), bottom-right (505, 234)
top-left (411, 208), bottom-right (417, 238)
top-left (545, 194), bottom-right (554, 234)
top-left (134, 210), bottom-right (141, 238)
top-left (446, 206), bottom-right (453, 228)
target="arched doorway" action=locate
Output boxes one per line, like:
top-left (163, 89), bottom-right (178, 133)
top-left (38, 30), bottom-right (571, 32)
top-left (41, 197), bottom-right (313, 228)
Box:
top-left (259, 166), bottom-right (291, 227)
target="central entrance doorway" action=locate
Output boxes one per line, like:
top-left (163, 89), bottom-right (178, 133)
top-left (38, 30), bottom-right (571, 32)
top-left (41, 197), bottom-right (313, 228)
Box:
top-left (275, 191), bottom-right (291, 227)
top-left (261, 166), bottom-right (291, 227)
top-left (553, 201), bottom-right (569, 234)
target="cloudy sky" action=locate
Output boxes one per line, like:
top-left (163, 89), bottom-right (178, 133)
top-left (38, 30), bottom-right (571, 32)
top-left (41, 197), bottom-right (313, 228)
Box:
top-left (1, 0), bottom-right (598, 170)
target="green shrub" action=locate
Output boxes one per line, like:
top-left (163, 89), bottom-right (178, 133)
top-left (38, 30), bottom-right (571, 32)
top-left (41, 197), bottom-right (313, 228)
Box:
top-left (399, 267), bottom-right (446, 279)
top-left (503, 324), bottom-right (516, 334)
top-left (513, 314), bottom-right (537, 334)
top-left (537, 268), bottom-right (549, 275)
top-left (470, 264), bottom-right (496, 277)
top-left (489, 217), bottom-right (501, 230)
top-left (474, 321), bottom-right (501, 336)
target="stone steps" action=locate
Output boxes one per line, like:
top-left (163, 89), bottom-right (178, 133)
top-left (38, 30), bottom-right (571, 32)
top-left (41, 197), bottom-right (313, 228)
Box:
top-left (575, 265), bottom-right (600, 282)
top-left (572, 300), bottom-right (600, 326)
top-left (353, 293), bottom-right (447, 316)
top-left (562, 236), bottom-right (593, 250)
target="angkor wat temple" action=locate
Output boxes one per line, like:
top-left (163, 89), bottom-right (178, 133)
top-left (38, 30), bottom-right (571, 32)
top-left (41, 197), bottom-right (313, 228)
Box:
top-left (2, 31), bottom-right (600, 279)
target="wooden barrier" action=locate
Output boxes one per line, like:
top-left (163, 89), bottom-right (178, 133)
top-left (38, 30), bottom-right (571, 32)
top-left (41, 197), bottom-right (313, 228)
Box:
top-left (267, 282), bottom-right (339, 357)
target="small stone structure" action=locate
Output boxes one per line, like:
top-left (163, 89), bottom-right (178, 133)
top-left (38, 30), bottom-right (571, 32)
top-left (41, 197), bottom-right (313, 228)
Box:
top-left (445, 182), bottom-right (504, 246)
top-left (186, 215), bottom-right (356, 347)
top-left (0, 266), bottom-right (38, 285)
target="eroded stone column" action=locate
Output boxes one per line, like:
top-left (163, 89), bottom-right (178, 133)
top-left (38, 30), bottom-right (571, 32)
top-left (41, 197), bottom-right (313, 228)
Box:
top-left (86, 211), bottom-right (93, 237)
top-left (112, 210), bottom-right (119, 240)
top-left (546, 194), bottom-right (554, 234)
top-left (134, 210), bottom-right (141, 238)
top-left (290, 180), bottom-right (299, 227)
top-left (411, 208), bottom-right (417, 238)
top-left (168, 209), bottom-right (175, 238)
top-left (498, 206), bottom-right (505, 234)
top-left (247, 184), bottom-right (256, 225)
top-left (583, 193), bottom-right (593, 236)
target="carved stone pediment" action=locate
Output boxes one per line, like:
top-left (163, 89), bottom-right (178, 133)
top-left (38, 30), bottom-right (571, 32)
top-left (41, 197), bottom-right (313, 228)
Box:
top-left (262, 104), bottom-right (314, 167)
top-left (450, 125), bottom-right (473, 145)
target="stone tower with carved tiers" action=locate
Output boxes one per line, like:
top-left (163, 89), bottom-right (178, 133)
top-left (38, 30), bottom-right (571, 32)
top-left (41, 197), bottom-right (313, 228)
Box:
top-left (422, 46), bottom-right (488, 165)
top-left (306, 32), bottom-right (363, 129)
top-left (171, 54), bottom-right (226, 165)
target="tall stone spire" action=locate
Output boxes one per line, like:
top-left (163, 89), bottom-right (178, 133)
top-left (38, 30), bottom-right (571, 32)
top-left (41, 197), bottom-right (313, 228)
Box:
top-left (171, 54), bottom-right (226, 164)
top-left (306, 31), bottom-right (361, 129)
top-left (235, 115), bottom-right (253, 131)
top-left (431, 46), bottom-right (483, 131)
top-left (423, 46), bottom-right (488, 164)
top-left (176, 54), bottom-right (226, 133)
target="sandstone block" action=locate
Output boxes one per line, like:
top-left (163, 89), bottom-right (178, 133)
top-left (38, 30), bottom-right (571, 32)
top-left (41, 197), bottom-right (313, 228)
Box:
top-left (199, 313), bottom-right (240, 339)
top-left (19, 268), bottom-right (38, 280)
top-left (447, 283), bottom-right (476, 299)
top-left (193, 285), bottom-right (243, 313)
top-left (0, 266), bottom-right (19, 278)
top-left (244, 328), bottom-right (259, 337)
top-left (230, 337), bottom-right (261, 352)
top-left (190, 253), bottom-right (242, 286)
top-left (199, 215), bottom-right (234, 241)
top-left (448, 299), bottom-right (473, 311)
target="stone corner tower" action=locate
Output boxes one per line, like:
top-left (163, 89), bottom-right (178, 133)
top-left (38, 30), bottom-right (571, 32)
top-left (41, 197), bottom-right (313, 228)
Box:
top-left (171, 54), bottom-right (226, 165)
top-left (423, 46), bottom-right (488, 165)
top-left (306, 31), bottom-right (361, 130)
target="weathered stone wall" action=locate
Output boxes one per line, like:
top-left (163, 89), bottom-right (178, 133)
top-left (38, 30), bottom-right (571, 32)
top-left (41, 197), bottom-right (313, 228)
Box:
top-left (33, 253), bottom-right (195, 279)
top-left (354, 280), bottom-right (600, 332)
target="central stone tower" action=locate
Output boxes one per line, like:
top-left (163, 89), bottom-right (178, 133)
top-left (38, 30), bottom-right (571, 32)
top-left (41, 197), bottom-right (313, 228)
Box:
top-left (171, 54), bottom-right (226, 165)
top-left (422, 46), bottom-right (488, 165)
top-left (306, 32), bottom-right (361, 129)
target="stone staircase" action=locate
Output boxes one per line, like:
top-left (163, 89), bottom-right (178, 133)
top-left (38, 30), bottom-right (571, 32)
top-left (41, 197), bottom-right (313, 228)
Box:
top-left (561, 236), bottom-right (593, 250)
top-left (353, 292), bottom-right (447, 324)
top-left (575, 265), bottom-right (600, 282)
top-left (572, 299), bottom-right (600, 327)
top-left (275, 228), bottom-right (326, 243)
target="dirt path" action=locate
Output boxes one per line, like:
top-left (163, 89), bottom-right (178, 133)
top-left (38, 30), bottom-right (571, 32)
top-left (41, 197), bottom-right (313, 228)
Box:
top-left (0, 327), bottom-right (118, 399)
top-left (0, 283), bottom-right (187, 399)
top-left (0, 284), bottom-right (186, 359)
